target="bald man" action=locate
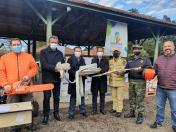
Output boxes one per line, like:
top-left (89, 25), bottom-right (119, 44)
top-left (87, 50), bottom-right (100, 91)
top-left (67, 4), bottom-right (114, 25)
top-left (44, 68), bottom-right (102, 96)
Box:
top-left (150, 41), bottom-right (176, 132)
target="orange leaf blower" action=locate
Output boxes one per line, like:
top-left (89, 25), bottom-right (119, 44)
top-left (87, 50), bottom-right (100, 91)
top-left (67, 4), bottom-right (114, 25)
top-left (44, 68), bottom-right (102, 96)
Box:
top-left (143, 68), bottom-right (155, 80)
top-left (4, 81), bottom-right (54, 95)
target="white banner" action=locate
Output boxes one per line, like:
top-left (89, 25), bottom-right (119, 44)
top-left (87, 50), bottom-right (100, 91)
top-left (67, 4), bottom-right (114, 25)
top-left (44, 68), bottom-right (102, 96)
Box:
top-left (104, 20), bottom-right (128, 57)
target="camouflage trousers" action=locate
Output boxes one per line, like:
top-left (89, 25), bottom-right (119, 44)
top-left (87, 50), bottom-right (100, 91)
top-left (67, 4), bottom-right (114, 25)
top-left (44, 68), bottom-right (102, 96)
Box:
top-left (129, 79), bottom-right (146, 114)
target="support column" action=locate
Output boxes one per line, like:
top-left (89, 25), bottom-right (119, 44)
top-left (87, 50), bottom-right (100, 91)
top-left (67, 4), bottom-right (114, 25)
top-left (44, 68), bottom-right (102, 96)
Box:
top-left (32, 40), bottom-right (36, 59)
top-left (153, 35), bottom-right (160, 63)
top-left (28, 39), bottom-right (31, 53)
top-left (88, 45), bottom-right (90, 56)
top-left (46, 7), bottom-right (52, 44)
top-left (149, 28), bottom-right (161, 64)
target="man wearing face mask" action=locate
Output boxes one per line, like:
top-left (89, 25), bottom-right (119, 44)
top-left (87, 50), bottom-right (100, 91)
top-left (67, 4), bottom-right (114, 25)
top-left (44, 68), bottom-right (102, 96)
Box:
top-left (91, 47), bottom-right (109, 115)
top-left (124, 44), bottom-right (152, 124)
top-left (67, 46), bottom-right (87, 119)
top-left (109, 48), bottom-right (126, 117)
top-left (40, 36), bottom-right (64, 125)
top-left (150, 41), bottom-right (176, 132)
top-left (0, 38), bottom-right (38, 131)
top-left (0, 38), bottom-right (38, 103)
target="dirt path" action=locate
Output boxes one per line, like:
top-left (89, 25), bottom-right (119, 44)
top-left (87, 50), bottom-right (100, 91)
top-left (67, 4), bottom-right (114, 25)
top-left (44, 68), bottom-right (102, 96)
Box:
top-left (35, 97), bottom-right (172, 132)
top-left (25, 96), bottom-right (172, 132)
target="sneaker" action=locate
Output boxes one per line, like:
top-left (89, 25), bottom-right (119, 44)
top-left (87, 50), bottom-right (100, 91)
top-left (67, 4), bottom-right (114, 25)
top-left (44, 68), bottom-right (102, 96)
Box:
top-left (150, 122), bottom-right (162, 128)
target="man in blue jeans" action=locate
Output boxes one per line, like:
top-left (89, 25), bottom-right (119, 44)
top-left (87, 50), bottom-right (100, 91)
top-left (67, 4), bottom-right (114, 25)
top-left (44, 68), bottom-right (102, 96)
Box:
top-left (150, 41), bottom-right (176, 132)
top-left (67, 47), bottom-right (87, 119)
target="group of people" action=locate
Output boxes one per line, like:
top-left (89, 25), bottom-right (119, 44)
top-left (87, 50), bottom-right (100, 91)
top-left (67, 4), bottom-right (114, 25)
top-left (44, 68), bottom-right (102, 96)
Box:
top-left (0, 36), bottom-right (176, 132)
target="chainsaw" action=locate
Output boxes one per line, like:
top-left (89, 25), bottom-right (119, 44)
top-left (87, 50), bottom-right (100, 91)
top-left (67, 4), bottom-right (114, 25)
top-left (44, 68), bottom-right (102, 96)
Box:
top-left (3, 80), bottom-right (54, 95)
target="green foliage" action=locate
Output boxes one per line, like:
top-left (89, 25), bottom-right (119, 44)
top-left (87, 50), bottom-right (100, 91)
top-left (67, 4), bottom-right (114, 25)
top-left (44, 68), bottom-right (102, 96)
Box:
top-left (128, 8), bottom-right (139, 13)
top-left (127, 35), bottom-right (176, 58)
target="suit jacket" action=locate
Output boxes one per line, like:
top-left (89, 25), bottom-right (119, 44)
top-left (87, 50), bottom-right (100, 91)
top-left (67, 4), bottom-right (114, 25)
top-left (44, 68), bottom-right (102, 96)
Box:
top-left (67, 55), bottom-right (86, 95)
top-left (91, 57), bottom-right (109, 93)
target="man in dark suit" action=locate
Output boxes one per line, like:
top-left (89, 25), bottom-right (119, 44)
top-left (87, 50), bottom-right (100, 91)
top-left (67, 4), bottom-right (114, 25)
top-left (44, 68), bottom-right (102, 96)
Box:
top-left (40, 36), bottom-right (64, 125)
top-left (91, 47), bottom-right (109, 115)
top-left (67, 46), bottom-right (87, 119)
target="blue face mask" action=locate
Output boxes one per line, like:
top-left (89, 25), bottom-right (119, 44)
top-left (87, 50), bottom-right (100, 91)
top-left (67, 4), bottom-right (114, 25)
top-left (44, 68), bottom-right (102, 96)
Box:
top-left (11, 45), bottom-right (22, 53)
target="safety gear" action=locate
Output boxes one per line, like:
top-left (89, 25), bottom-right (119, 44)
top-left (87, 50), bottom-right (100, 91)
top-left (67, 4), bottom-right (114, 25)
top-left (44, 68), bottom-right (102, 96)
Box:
top-left (0, 52), bottom-right (38, 87)
top-left (113, 52), bottom-right (120, 58)
top-left (50, 43), bottom-right (57, 50)
top-left (134, 52), bottom-right (141, 56)
top-left (109, 58), bottom-right (126, 84)
top-left (97, 52), bottom-right (103, 58)
top-left (136, 113), bottom-right (144, 124)
top-left (11, 45), bottom-right (22, 53)
top-left (74, 52), bottom-right (81, 58)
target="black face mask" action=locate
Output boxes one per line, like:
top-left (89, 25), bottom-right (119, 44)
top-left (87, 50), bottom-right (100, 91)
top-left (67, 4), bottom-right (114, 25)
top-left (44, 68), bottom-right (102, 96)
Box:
top-left (134, 52), bottom-right (141, 56)
top-left (113, 53), bottom-right (120, 58)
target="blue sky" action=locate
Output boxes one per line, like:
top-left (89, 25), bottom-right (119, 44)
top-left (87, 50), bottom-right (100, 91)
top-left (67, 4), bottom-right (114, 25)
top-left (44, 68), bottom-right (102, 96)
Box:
top-left (86, 0), bottom-right (176, 20)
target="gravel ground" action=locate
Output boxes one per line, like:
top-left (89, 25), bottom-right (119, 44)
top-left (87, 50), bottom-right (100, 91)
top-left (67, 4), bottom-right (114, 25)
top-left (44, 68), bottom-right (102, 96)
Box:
top-left (1, 96), bottom-right (173, 132)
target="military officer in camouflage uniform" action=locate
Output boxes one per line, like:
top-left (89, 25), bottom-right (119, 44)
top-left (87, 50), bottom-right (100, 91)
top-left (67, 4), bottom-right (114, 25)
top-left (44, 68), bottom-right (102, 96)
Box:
top-left (124, 44), bottom-right (152, 124)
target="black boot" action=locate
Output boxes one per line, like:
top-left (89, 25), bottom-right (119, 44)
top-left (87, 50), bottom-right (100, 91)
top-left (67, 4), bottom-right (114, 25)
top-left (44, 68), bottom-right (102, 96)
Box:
top-left (81, 112), bottom-right (88, 117)
top-left (42, 116), bottom-right (49, 125)
top-left (91, 110), bottom-right (97, 115)
top-left (124, 110), bottom-right (135, 118)
top-left (68, 114), bottom-right (74, 119)
top-left (136, 113), bottom-right (144, 124)
top-left (54, 114), bottom-right (61, 121)
top-left (100, 110), bottom-right (106, 115)
top-left (109, 109), bottom-right (116, 113)
top-left (173, 128), bottom-right (176, 132)
top-left (115, 112), bottom-right (122, 117)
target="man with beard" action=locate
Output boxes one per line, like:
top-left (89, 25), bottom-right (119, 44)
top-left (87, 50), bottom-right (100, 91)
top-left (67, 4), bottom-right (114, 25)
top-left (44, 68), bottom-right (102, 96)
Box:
top-left (124, 44), bottom-right (152, 124)
top-left (150, 41), bottom-right (176, 132)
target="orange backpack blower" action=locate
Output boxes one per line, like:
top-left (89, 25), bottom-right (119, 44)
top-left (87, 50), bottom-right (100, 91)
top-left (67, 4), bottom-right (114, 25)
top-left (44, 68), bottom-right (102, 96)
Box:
top-left (143, 68), bottom-right (155, 80)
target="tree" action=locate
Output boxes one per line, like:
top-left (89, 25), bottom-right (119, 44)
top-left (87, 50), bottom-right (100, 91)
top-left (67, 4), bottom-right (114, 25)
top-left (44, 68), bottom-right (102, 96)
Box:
top-left (128, 8), bottom-right (139, 13)
top-left (163, 15), bottom-right (171, 22)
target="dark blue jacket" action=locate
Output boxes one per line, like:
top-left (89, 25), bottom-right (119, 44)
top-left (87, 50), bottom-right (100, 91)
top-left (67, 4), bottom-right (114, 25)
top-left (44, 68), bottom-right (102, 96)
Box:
top-left (67, 55), bottom-right (86, 95)
top-left (40, 47), bottom-right (64, 83)
top-left (126, 55), bottom-right (152, 79)
top-left (91, 57), bottom-right (109, 93)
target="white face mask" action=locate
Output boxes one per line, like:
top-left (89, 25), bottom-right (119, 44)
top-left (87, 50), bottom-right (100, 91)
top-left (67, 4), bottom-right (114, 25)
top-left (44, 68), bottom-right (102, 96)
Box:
top-left (74, 52), bottom-right (81, 58)
top-left (97, 52), bottom-right (103, 58)
top-left (50, 43), bottom-right (58, 50)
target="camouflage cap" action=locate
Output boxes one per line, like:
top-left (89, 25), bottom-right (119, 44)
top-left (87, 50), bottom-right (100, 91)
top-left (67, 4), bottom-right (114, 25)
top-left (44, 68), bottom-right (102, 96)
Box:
top-left (132, 44), bottom-right (142, 49)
